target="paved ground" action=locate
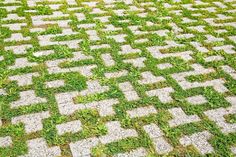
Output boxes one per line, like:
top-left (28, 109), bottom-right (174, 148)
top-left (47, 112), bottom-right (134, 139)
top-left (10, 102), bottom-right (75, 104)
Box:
top-left (0, 0), bottom-right (236, 156)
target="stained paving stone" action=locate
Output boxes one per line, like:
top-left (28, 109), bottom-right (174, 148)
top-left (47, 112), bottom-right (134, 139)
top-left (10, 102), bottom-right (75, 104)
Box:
top-left (1, 0), bottom-right (236, 156)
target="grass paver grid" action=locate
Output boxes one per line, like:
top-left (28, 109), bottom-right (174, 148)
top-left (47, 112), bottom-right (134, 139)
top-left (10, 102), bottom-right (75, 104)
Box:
top-left (0, 0), bottom-right (236, 156)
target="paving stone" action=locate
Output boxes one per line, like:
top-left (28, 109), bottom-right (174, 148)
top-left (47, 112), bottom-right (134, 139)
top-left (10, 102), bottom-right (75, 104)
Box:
top-left (102, 24), bottom-right (122, 32)
top-left (127, 106), bottom-right (157, 118)
top-left (205, 35), bottom-right (224, 43)
top-left (56, 120), bottom-right (82, 135)
top-left (213, 2), bottom-right (227, 8)
top-left (180, 131), bottom-right (214, 155)
top-left (9, 72), bottom-right (40, 86)
top-left (138, 71), bottom-right (165, 85)
top-left (134, 38), bottom-right (149, 44)
top-left (144, 123), bottom-right (173, 154)
top-left (0, 89), bottom-right (7, 96)
top-left (115, 148), bottom-right (147, 157)
top-left (147, 41), bottom-right (192, 61)
top-left (157, 63), bottom-right (173, 70)
top-left (176, 33), bottom-right (194, 39)
top-left (2, 13), bottom-right (25, 21)
top-left (99, 121), bottom-right (138, 144)
top-left (79, 80), bottom-right (109, 96)
top-left (188, 25), bottom-right (206, 32)
top-left (213, 45), bottom-right (235, 54)
top-left (186, 95), bottom-right (207, 105)
top-left (204, 55), bottom-right (224, 62)
top-left (8, 58), bottom-right (38, 70)
top-left (19, 138), bottom-right (61, 157)
top-left (119, 45), bottom-right (141, 55)
top-left (229, 36), bottom-right (236, 44)
top-left (84, 99), bottom-right (119, 117)
top-left (70, 137), bottom-right (99, 157)
top-left (94, 16), bottom-right (110, 23)
top-left (171, 64), bottom-right (228, 93)
top-left (124, 57), bottom-right (146, 68)
top-left (0, 136), bottom-right (12, 148)
top-left (33, 50), bottom-right (55, 57)
top-left (119, 82), bottom-right (140, 101)
top-left (1, 0), bottom-right (236, 156)
top-left (221, 65), bottom-right (236, 80)
top-left (86, 30), bottom-right (100, 41)
top-left (190, 42), bottom-right (209, 53)
top-left (5, 44), bottom-right (32, 55)
top-left (204, 96), bottom-right (236, 134)
top-left (45, 80), bottom-right (65, 88)
top-left (108, 34), bottom-right (127, 43)
top-left (215, 29), bottom-right (227, 34)
top-left (56, 90), bottom-right (119, 116)
top-left (10, 90), bottom-right (47, 108)
top-left (4, 33), bottom-right (30, 42)
top-left (168, 107), bottom-right (200, 127)
top-left (101, 53), bottom-right (115, 66)
top-left (230, 146), bottom-right (236, 155)
top-left (46, 59), bottom-right (96, 76)
top-left (105, 70), bottom-right (128, 79)
top-left (0, 56), bottom-right (4, 62)
top-left (90, 44), bottom-right (110, 50)
top-left (70, 121), bottom-right (137, 156)
top-left (146, 87), bottom-right (174, 103)
top-left (12, 111), bottom-right (50, 133)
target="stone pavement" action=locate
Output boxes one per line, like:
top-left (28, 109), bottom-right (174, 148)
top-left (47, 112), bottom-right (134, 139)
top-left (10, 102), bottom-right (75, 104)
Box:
top-left (0, 0), bottom-right (236, 156)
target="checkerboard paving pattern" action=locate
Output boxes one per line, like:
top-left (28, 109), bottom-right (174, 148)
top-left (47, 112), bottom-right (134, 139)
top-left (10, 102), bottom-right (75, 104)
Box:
top-left (0, 0), bottom-right (236, 156)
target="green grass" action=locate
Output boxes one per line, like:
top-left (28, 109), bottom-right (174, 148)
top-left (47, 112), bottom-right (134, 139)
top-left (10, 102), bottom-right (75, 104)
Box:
top-left (0, 0), bottom-right (236, 156)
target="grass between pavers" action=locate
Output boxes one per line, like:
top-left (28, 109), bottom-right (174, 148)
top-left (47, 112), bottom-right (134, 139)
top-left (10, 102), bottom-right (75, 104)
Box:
top-left (0, 0), bottom-right (236, 156)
